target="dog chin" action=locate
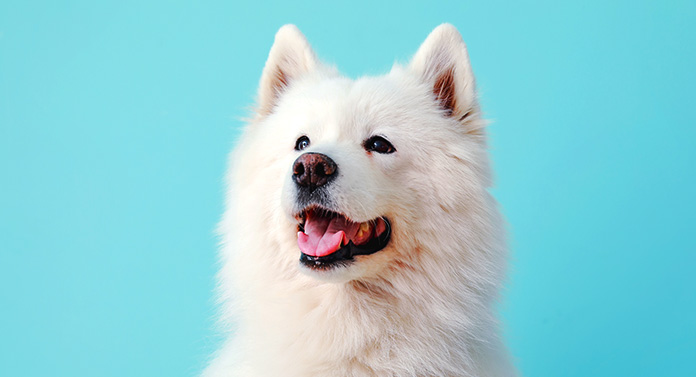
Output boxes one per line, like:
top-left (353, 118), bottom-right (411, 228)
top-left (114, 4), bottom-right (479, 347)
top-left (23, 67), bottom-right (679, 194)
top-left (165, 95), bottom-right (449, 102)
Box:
top-left (298, 260), bottom-right (367, 282)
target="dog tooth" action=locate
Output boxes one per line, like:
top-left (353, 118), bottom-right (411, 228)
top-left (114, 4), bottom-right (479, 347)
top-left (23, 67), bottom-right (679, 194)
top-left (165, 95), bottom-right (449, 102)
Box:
top-left (356, 222), bottom-right (372, 239)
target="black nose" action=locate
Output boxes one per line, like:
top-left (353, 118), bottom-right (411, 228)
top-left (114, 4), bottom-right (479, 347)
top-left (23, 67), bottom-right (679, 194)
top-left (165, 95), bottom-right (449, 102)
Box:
top-left (293, 153), bottom-right (338, 191)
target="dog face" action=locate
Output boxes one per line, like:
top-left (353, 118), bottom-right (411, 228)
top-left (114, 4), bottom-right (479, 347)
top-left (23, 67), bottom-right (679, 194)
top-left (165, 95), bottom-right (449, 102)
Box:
top-left (231, 25), bottom-right (490, 283)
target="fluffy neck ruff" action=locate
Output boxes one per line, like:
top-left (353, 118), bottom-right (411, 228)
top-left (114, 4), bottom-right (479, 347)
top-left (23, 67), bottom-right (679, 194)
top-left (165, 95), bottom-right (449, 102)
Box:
top-left (222, 219), bottom-right (510, 377)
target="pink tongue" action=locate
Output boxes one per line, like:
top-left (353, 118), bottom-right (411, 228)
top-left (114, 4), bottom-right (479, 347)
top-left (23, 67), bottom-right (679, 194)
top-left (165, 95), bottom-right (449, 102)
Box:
top-left (297, 212), bottom-right (361, 257)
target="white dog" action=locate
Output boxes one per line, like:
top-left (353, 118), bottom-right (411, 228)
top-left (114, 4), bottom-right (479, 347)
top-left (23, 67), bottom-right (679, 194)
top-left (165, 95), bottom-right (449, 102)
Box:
top-left (205, 24), bottom-right (516, 377)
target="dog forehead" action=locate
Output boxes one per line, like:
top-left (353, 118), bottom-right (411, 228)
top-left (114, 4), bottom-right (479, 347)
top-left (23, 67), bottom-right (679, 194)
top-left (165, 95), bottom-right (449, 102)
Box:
top-left (278, 74), bottom-right (433, 138)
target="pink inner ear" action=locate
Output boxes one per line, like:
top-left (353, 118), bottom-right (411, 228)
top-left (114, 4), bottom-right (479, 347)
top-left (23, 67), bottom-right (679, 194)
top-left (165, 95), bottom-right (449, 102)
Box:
top-left (272, 68), bottom-right (288, 96)
top-left (433, 66), bottom-right (457, 116)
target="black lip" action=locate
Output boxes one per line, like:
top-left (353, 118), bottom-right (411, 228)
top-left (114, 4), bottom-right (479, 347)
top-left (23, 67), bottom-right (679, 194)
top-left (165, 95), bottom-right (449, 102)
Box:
top-left (299, 218), bottom-right (391, 270)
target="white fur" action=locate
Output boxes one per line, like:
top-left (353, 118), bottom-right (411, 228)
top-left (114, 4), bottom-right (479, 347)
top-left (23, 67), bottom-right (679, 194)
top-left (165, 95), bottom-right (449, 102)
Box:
top-left (205, 24), bottom-right (516, 377)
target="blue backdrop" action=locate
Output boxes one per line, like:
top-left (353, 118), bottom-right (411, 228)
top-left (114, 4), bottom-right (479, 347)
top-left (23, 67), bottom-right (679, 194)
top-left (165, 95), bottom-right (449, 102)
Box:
top-left (1, 1), bottom-right (694, 376)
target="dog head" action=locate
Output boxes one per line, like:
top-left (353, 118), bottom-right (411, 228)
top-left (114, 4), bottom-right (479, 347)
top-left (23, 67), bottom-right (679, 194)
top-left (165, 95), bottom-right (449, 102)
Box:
top-left (229, 25), bottom-right (493, 283)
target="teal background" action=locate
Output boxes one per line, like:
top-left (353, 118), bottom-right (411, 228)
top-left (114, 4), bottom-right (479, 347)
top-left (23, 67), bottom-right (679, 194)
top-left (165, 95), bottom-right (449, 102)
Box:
top-left (1, 1), bottom-right (694, 376)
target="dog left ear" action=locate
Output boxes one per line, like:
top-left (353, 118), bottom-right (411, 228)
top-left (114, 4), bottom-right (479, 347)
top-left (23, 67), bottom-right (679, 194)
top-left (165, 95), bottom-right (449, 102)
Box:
top-left (410, 24), bottom-right (479, 125)
top-left (257, 25), bottom-right (319, 116)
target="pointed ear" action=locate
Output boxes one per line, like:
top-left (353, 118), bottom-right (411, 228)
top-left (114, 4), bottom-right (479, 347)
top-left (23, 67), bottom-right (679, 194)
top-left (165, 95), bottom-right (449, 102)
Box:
top-left (410, 24), bottom-right (478, 123)
top-left (257, 25), bottom-right (318, 116)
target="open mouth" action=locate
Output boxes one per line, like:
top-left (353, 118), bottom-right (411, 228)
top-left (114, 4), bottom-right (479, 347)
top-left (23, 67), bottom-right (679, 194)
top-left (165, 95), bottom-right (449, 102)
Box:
top-left (295, 207), bottom-right (391, 270)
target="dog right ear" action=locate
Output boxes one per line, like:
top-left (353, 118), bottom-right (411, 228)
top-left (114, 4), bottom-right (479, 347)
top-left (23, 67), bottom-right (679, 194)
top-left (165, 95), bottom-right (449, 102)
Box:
top-left (257, 25), bottom-right (318, 116)
top-left (409, 24), bottom-right (480, 128)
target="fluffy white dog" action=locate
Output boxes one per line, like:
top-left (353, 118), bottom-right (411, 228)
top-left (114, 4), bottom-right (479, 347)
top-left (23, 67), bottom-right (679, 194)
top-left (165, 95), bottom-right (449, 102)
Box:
top-left (205, 24), bottom-right (516, 377)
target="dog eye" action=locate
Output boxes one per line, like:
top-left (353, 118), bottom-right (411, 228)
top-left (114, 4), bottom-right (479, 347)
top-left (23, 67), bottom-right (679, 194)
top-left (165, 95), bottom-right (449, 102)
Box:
top-left (364, 136), bottom-right (395, 154)
top-left (295, 136), bottom-right (310, 151)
